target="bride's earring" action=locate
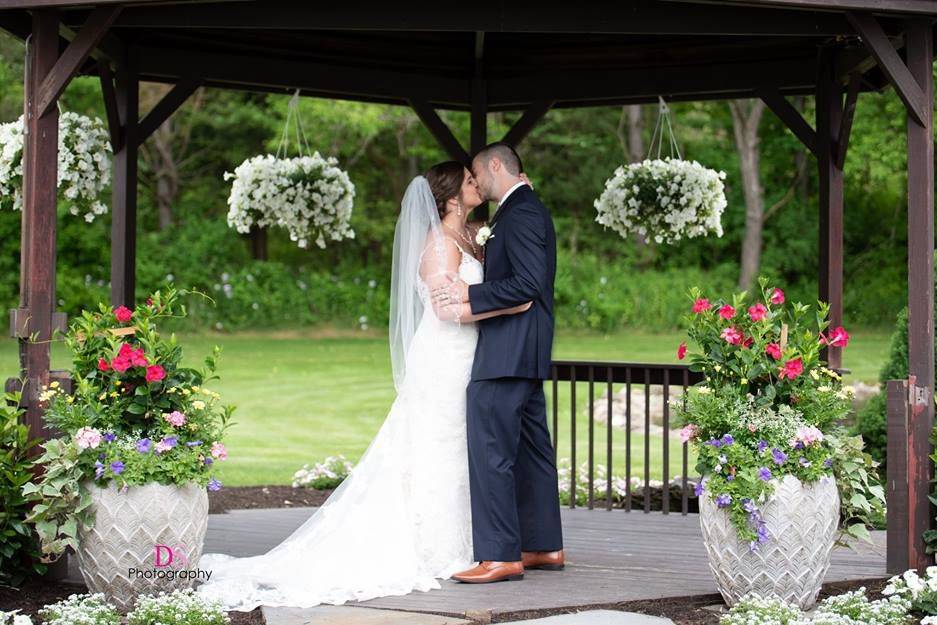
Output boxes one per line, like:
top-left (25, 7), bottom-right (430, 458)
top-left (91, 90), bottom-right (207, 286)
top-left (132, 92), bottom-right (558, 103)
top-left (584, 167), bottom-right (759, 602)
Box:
top-left (457, 200), bottom-right (463, 217)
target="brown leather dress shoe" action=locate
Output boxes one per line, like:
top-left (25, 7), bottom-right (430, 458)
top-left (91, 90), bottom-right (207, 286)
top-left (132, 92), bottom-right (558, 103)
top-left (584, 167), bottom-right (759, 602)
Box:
top-left (451, 560), bottom-right (524, 583)
top-left (521, 549), bottom-right (565, 570)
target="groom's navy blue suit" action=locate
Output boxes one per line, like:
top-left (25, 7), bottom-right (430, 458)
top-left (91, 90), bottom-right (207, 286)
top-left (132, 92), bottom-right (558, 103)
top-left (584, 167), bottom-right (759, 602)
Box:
top-left (466, 183), bottom-right (564, 562)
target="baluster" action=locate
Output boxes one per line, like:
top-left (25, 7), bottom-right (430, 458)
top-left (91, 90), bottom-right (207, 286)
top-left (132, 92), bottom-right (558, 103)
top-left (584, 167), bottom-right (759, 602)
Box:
top-left (588, 365), bottom-right (595, 510)
top-left (606, 366), bottom-right (613, 511)
top-left (644, 367), bottom-right (651, 513)
top-left (662, 368), bottom-right (670, 514)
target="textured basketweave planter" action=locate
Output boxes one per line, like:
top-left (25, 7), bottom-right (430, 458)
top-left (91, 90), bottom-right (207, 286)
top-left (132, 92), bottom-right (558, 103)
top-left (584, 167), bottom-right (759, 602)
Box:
top-left (75, 480), bottom-right (209, 612)
top-left (699, 474), bottom-right (839, 610)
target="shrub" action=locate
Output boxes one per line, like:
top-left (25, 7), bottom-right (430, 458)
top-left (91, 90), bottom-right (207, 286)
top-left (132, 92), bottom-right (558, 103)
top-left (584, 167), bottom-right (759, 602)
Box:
top-left (0, 388), bottom-right (44, 587)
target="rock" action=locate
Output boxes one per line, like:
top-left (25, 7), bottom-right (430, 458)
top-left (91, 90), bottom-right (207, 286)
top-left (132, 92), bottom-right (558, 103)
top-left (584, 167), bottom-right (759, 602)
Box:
top-left (591, 386), bottom-right (685, 433)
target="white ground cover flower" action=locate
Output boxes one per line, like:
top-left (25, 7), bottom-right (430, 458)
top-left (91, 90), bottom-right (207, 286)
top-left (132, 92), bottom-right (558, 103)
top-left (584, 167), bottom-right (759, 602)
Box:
top-left (595, 156), bottom-right (726, 245)
top-left (224, 152), bottom-right (355, 249)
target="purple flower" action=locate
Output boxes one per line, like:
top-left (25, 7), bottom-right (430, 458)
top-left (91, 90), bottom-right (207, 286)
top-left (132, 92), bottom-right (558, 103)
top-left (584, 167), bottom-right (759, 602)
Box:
top-left (823, 458), bottom-right (833, 468)
top-left (771, 448), bottom-right (788, 465)
top-left (718, 454), bottom-right (728, 465)
top-left (694, 479), bottom-right (705, 497)
top-left (799, 457), bottom-right (812, 468)
top-left (721, 434), bottom-right (734, 446)
top-left (758, 467), bottom-right (772, 482)
top-left (204, 457), bottom-right (214, 466)
top-left (757, 440), bottom-right (768, 453)
top-left (136, 438), bottom-right (152, 453)
top-left (793, 440), bottom-right (805, 450)
top-left (103, 432), bottom-right (116, 442)
top-left (207, 478), bottom-right (222, 492)
top-left (726, 474), bottom-right (735, 482)
top-left (715, 493), bottom-right (732, 508)
top-left (94, 460), bottom-right (105, 479)
top-left (186, 440), bottom-right (203, 447)
top-left (163, 436), bottom-right (178, 448)
top-left (742, 498), bottom-right (757, 513)
top-left (110, 461), bottom-right (125, 475)
top-left (705, 438), bottom-right (723, 448)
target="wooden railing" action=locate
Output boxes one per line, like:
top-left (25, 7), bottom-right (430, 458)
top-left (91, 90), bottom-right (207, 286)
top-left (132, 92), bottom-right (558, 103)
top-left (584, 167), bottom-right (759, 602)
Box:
top-left (549, 360), bottom-right (704, 515)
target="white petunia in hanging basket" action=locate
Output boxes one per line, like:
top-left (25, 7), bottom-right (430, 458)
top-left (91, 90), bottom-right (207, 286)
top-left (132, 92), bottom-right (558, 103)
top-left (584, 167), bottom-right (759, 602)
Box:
top-left (594, 156), bottom-right (727, 245)
top-left (0, 111), bottom-right (112, 222)
top-left (224, 152), bottom-right (355, 249)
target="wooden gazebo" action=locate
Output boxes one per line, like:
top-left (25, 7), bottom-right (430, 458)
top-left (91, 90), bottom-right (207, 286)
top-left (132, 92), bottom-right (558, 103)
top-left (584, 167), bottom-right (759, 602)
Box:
top-left (1, 0), bottom-right (934, 571)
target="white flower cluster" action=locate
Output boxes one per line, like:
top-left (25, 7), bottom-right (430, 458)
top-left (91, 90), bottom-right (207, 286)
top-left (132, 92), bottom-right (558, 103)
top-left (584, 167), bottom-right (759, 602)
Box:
top-left (292, 454), bottom-right (354, 489)
top-left (884, 567), bottom-right (937, 624)
top-left (37, 592), bottom-right (120, 625)
top-left (0, 112), bottom-right (111, 222)
top-left (557, 458), bottom-right (694, 505)
top-left (594, 157), bottom-right (726, 245)
top-left (224, 152), bottom-right (355, 249)
top-left (0, 610), bottom-right (32, 625)
top-left (127, 588), bottom-right (230, 625)
top-left (720, 589), bottom-right (911, 625)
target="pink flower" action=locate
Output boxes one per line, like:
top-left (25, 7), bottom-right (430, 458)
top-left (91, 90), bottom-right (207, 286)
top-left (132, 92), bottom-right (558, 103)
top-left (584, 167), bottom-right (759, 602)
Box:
top-left (779, 357), bottom-right (803, 380)
top-left (113, 305), bottom-right (133, 323)
top-left (790, 425), bottom-right (824, 448)
top-left (75, 427), bottom-right (103, 449)
top-left (721, 327), bottom-right (743, 345)
top-left (164, 410), bottom-right (186, 427)
top-left (111, 356), bottom-right (131, 372)
top-left (820, 326), bottom-right (850, 348)
top-left (770, 288), bottom-right (785, 305)
top-left (677, 342), bottom-right (687, 360)
top-left (742, 335), bottom-right (754, 349)
top-left (718, 305), bottom-right (736, 320)
top-left (765, 343), bottom-right (782, 360)
top-left (679, 424), bottom-right (698, 444)
top-left (693, 298), bottom-right (712, 314)
top-left (97, 357), bottom-right (111, 372)
top-left (145, 364), bottom-right (165, 383)
top-left (748, 303), bottom-right (768, 322)
top-left (211, 441), bottom-right (228, 461)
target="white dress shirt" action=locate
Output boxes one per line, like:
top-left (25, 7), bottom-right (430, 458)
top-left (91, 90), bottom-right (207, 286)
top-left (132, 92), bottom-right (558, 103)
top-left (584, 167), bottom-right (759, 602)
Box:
top-left (498, 181), bottom-right (528, 207)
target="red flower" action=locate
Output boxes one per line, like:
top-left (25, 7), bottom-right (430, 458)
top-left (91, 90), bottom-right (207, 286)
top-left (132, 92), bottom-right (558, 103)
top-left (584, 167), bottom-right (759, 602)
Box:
top-left (146, 297), bottom-right (154, 306)
top-left (111, 356), bottom-right (131, 372)
top-left (721, 327), bottom-right (743, 345)
top-left (780, 357), bottom-right (804, 380)
top-left (718, 305), bottom-right (736, 320)
top-left (145, 364), bottom-right (166, 383)
top-left (748, 303), bottom-right (768, 322)
top-left (129, 347), bottom-right (148, 367)
top-left (820, 326), bottom-right (850, 349)
top-left (692, 298), bottom-right (712, 314)
top-left (770, 288), bottom-right (785, 305)
top-left (677, 342), bottom-right (687, 360)
top-left (97, 357), bottom-right (111, 372)
top-left (765, 343), bottom-right (782, 360)
top-left (742, 335), bottom-right (754, 349)
top-left (113, 305), bottom-right (133, 323)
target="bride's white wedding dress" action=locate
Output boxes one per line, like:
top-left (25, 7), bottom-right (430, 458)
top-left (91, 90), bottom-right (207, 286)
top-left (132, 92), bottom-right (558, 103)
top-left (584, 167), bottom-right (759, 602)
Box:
top-left (195, 243), bottom-right (483, 611)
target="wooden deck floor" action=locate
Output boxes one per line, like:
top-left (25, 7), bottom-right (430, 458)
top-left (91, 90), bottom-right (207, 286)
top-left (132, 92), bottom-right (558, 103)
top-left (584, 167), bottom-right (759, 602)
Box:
top-left (69, 506), bottom-right (886, 619)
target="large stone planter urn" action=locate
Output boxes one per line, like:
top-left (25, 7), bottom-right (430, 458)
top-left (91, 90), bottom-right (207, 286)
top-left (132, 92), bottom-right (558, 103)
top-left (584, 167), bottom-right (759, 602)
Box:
top-left (699, 474), bottom-right (839, 610)
top-left (75, 480), bottom-right (209, 612)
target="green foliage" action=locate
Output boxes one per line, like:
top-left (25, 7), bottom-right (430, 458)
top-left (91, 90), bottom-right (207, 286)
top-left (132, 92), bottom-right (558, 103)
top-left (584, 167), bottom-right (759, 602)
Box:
top-left (0, 387), bottom-right (46, 587)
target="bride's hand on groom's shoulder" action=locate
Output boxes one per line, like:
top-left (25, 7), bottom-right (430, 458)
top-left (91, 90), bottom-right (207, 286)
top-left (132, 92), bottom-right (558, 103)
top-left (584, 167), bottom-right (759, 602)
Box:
top-left (520, 173), bottom-right (533, 189)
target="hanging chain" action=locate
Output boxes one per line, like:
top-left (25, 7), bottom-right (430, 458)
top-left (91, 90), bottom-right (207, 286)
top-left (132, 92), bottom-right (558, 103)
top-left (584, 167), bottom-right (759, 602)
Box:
top-left (275, 88), bottom-right (312, 159)
top-left (646, 95), bottom-right (683, 161)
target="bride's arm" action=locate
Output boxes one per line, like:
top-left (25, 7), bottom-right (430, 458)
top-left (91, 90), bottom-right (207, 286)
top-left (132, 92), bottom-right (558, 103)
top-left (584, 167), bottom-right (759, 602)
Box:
top-left (445, 300), bottom-right (533, 322)
top-left (423, 238), bottom-right (475, 323)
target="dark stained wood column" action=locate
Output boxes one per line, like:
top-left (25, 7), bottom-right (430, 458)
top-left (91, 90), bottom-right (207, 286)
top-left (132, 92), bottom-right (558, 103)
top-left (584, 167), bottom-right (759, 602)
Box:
top-left (903, 18), bottom-right (934, 572)
top-left (110, 52), bottom-right (139, 307)
top-left (815, 48), bottom-right (844, 370)
top-left (12, 9), bottom-right (61, 447)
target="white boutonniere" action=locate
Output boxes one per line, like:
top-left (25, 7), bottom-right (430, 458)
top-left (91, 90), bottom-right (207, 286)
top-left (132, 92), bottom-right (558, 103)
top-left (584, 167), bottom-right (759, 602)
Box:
top-left (475, 223), bottom-right (495, 246)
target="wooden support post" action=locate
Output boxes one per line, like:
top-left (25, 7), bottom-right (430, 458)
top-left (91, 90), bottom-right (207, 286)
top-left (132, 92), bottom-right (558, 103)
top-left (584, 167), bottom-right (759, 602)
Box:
top-left (12, 8), bottom-right (60, 450)
top-left (904, 18), bottom-right (935, 572)
top-left (887, 379), bottom-right (911, 573)
top-left (110, 52), bottom-right (138, 307)
top-left (815, 49), bottom-right (844, 370)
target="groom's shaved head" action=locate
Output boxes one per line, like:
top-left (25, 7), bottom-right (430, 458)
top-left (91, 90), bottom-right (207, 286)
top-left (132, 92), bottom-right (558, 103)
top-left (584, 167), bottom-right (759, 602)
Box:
top-left (474, 142), bottom-right (523, 176)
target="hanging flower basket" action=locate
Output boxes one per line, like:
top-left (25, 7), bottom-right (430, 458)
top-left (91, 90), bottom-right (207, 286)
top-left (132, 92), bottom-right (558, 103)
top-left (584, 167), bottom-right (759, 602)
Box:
top-left (594, 97), bottom-right (727, 245)
top-left (0, 111), bottom-right (112, 222)
top-left (224, 90), bottom-right (355, 249)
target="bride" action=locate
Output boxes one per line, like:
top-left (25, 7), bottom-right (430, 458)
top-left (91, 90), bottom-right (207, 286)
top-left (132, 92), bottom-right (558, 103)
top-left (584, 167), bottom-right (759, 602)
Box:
top-left (195, 161), bottom-right (531, 611)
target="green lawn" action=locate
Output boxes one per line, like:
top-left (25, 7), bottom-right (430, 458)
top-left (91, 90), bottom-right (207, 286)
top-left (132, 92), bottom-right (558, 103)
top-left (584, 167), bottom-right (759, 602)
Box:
top-left (0, 327), bottom-right (892, 487)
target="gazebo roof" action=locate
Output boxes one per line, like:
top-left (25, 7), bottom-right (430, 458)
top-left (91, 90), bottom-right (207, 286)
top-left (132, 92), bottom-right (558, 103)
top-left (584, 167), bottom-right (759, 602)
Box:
top-left (1, 0), bottom-right (934, 111)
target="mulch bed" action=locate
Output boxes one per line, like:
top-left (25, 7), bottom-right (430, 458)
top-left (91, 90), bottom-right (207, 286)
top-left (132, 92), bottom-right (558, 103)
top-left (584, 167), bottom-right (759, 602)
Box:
top-left (0, 576), bottom-right (264, 624)
top-left (208, 485), bottom-right (334, 513)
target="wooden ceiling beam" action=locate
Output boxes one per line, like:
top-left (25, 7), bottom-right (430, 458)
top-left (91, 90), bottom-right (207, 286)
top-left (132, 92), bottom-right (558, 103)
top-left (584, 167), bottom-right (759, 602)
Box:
top-left (757, 87), bottom-right (818, 156)
top-left (100, 0), bottom-right (860, 36)
top-left (408, 98), bottom-right (470, 164)
top-left (136, 76), bottom-right (201, 145)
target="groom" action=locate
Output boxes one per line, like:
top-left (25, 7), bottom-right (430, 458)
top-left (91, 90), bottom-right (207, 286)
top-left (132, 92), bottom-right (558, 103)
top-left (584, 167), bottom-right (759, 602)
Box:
top-left (434, 142), bottom-right (564, 583)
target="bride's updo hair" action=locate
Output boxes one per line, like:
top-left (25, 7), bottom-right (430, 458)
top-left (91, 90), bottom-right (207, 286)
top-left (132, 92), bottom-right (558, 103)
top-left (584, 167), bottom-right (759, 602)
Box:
top-left (424, 161), bottom-right (465, 219)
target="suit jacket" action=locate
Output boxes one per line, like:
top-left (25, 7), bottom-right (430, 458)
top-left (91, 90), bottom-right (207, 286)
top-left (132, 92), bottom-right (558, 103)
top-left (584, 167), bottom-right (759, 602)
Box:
top-left (468, 184), bottom-right (556, 381)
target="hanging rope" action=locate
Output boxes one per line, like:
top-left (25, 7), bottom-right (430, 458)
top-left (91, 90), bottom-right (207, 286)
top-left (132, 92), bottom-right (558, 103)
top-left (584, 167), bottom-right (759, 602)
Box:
top-left (276, 88), bottom-right (312, 159)
top-left (646, 95), bottom-right (683, 161)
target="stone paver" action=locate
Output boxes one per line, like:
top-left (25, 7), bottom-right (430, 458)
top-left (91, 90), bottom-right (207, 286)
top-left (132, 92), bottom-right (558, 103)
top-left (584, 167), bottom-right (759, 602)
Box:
top-left (261, 605), bottom-right (472, 625)
top-left (504, 611), bottom-right (674, 625)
